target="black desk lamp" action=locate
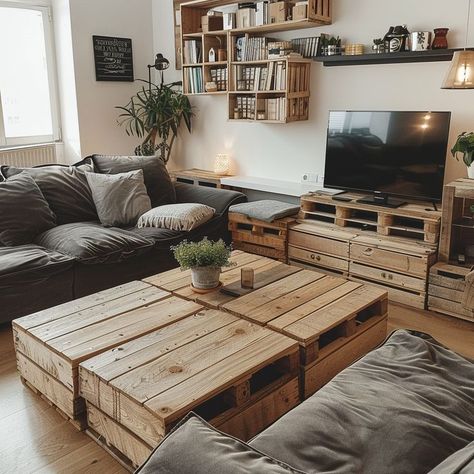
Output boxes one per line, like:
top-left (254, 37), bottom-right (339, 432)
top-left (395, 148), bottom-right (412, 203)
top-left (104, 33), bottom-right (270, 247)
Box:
top-left (147, 53), bottom-right (170, 89)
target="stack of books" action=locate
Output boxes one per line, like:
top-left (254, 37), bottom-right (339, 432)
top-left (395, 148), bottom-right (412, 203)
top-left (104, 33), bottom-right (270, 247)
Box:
top-left (234, 96), bottom-right (256, 120)
top-left (184, 67), bottom-right (203, 94)
top-left (183, 40), bottom-right (202, 64)
top-left (291, 36), bottom-right (322, 58)
top-left (209, 67), bottom-right (228, 91)
top-left (236, 36), bottom-right (272, 61)
top-left (257, 97), bottom-right (287, 121)
top-left (234, 61), bottom-right (287, 91)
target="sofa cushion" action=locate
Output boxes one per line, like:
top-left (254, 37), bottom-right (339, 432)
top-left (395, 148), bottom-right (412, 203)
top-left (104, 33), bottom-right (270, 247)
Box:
top-left (35, 222), bottom-right (154, 264)
top-left (428, 441), bottom-right (474, 474)
top-left (86, 170), bottom-right (151, 227)
top-left (250, 330), bottom-right (474, 474)
top-left (229, 200), bottom-right (300, 222)
top-left (0, 173), bottom-right (56, 246)
top-left (137, 203), bottom-right (215, 231)
top-left (0, 244), bottom-right (74, 323)
top-left (88, 154), bottom-right (176, 207)
top-left (136, 413), bottom-right (304, 474)
top-left (1, 163), bottom-right (98, 224)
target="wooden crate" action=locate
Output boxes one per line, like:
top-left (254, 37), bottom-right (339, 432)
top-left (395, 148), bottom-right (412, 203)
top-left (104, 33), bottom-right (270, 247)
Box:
top-left (300, 193), bottom-right (441, 245)
top-left (145, 250), bottom-right (302, 309)
top-left (169, 168), bottom-right (231, 189)
top-left (428, 262), bottom-right (474, 321)
top-left (221, 272), bottom-right (388, 398)
top-left (349, 234), bottom-right (437, 310)
top-left (289, 221), bottom-right (356, 275)
top-left (79, 309), bottom-right (300, 467)
top-left (12, 281), bottom-right (205, 428)
top-left (229, 212), bottom-right (297, 263)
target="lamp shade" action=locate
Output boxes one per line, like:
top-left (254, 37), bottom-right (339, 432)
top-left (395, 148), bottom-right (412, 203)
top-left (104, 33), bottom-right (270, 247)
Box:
top-left (214, 154), bottom-right (230, 175)
top-left (441, 50), bottom-right (474, 89)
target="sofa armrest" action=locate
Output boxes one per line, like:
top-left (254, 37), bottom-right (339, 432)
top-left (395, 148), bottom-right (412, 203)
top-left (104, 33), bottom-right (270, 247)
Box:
top-left (174, 182), bottom-right (247, 215)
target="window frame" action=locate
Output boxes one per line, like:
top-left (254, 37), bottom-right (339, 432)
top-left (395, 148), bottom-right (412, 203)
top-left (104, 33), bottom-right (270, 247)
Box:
top-left (0, 1), bottom-right (61, 147)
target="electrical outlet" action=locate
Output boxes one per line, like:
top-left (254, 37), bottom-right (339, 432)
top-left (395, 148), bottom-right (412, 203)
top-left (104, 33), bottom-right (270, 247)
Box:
top-left (301, 172), bottom-right (319, 184)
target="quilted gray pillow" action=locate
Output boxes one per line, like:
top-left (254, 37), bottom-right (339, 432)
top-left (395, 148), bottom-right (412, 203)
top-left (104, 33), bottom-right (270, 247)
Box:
top-left (85, 170), bottom-right (151, 227)
top-left (137, 203), bottom-right (215, 231)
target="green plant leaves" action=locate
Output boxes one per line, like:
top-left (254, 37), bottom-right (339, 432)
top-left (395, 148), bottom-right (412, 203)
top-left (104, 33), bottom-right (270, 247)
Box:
top-left (171, 238), bottom-right (234, 270)
top-left (452, 132), bottom-right (474, 167)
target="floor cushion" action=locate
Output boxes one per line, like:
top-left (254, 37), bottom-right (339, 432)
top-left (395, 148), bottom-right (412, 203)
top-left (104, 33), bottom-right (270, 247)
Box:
top-left (250, 330), bottom-right (474, 474)
top-left (1, 163), bottom-right (98, 224)
top-left (88, 154), bottom-right (176, 207)
top-left (136, 413), bottom-right (304, 474)
top-left (229, 200), bottom-right (300, 222)
top-left (35, 222), bottom-right (154, 264)
top-left (0, 173), bottom-right (56, 246)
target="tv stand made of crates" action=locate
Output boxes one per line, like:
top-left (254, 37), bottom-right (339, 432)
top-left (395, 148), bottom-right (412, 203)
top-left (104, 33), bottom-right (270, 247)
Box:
top-left (288, 192), bottom-right (441, 309)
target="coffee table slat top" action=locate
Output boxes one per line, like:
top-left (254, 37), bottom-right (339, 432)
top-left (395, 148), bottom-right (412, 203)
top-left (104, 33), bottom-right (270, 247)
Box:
top-left (144, 250), bottom-right (303, 309)
top-left (79, 308), bottom-right (299, 431)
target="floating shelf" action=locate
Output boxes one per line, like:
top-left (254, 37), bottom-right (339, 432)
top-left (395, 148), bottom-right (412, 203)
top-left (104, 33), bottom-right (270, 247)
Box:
top-left (313, 48), bottom-right (474, 67)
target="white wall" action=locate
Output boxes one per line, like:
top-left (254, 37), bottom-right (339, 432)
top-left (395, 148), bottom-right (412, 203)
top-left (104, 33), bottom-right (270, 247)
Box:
top-left (62, 0), bottom-right (154, 161)
top-left (154, 0), bottom-right (474, 184)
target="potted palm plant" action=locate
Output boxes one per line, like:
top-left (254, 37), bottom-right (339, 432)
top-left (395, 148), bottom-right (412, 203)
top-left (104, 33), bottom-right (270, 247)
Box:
top-left (172, 239), bottom-right (234, 290)
top-left (452, 132), bottom-right (474, 179)
top-left (117, 80), bottom-right (194, 164)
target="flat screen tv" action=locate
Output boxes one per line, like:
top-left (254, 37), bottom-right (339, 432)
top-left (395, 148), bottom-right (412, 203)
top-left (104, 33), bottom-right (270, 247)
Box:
top-left (324, 111), bottom-right (451, 206)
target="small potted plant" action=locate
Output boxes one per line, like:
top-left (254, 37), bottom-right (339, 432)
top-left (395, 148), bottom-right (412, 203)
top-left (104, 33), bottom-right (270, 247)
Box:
top-left (172, 238), bottom-right (234, 290)
top-left (451, 132), bottom-right (474, 179)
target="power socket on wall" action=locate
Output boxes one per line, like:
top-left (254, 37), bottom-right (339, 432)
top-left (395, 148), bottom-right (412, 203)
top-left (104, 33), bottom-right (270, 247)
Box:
top-left (301, 172), bottom-right (319, 184)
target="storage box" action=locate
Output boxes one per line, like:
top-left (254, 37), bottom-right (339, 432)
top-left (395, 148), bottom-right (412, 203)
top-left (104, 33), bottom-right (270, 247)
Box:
top-left (292, 4), bottom-right (308, 20)
top-left (269, 1), bottom-right (290, 23)
top-left (201, 15), bottom-right (223, 33)
top-left (223, 12), bottom-right (236, 30)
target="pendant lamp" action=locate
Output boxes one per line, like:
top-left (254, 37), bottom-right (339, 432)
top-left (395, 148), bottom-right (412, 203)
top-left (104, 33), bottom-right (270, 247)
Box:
top-left (442, 0), bottom-right (474, 89)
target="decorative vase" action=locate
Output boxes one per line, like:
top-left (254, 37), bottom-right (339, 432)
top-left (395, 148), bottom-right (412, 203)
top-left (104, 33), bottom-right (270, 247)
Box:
top-left (191, 266), bottom-right (221, 289)
top-left (468, 165), bottom-right (474, 179)
top-left (432, 28), bottom-right (449, 49)
top-left (410, 31), bottom-right (431, 51)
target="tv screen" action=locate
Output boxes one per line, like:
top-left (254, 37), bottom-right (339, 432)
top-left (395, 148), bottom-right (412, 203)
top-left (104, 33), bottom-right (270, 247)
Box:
top-left (324, 111), bottom-right (451, 202)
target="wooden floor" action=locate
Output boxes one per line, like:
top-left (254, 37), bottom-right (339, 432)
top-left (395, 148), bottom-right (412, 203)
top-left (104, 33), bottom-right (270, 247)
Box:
top-left (0, 303), bottom-right (472, 473)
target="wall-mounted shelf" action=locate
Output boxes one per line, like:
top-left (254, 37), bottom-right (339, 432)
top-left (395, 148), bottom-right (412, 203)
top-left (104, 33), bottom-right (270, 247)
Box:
top-left (313, 48), bottom-right (473, 67)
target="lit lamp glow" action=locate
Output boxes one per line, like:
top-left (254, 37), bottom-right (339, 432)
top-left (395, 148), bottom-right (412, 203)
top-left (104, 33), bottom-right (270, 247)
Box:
top-left (441, 0), bottom-right (474, 89)
top-left (214, 153), bottom-right (230, 175)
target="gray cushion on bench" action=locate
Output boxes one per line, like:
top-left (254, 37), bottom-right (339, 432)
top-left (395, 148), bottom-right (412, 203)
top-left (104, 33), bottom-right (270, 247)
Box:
top-left (229, 200), bottom-right (299, 222)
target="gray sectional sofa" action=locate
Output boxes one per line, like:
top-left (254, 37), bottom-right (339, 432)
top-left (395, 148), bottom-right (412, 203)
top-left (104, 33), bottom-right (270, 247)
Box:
top-left (136, 330), bottom-right (474, 474)
top-left (0, 155), bottom-right (246, 324)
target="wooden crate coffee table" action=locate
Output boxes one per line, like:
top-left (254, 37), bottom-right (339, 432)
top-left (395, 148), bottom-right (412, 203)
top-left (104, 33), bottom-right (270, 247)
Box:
top-left (12, 280), bottom-right (203, 428)
top-left (79, 308), bottom-right (299, 468)
top-left (220, 272), bottom-right (388, 398)
top-left (147, 251), bottom-right (388, 399)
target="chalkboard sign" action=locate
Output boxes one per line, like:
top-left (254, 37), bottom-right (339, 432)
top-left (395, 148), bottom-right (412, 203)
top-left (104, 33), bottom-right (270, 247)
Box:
top-left (93, 35), bottom-right (134, 82)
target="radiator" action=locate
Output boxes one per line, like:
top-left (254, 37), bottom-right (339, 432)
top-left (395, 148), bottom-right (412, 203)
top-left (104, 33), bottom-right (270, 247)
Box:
top-left (0, 143), bottom-right (57, 167)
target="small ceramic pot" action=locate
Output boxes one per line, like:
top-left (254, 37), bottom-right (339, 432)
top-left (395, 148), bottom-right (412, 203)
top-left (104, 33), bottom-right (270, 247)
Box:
top-left (432, 28), bottom-right (449, 49)
top-left (468, 165), bottom-right (474, 179)
top-left (191, 266), bottom-right (221, 289)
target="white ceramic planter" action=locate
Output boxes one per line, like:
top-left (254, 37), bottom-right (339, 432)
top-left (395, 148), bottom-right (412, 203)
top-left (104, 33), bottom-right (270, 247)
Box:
top-left (191, 266), bottom-right (221, 289)
top-left (468, 165), bottom-right (474, 179)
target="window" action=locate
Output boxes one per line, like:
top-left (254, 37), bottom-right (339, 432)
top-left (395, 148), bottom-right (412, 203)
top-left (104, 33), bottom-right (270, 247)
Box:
top-left (0, 2), bottom-right (59, 146)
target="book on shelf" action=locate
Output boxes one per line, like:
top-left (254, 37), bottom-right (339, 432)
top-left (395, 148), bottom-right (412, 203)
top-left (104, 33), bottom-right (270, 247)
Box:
top-left (209, 67), bottom-right (228, 91)
top-left (235, 36), bottom-right (276, 62)
top-left (235, 95), bottom-right (256, 120)
top-left (184, 67), bottom-right (203, 94)
top-left (183, 40), bottom-right (202, 64)
top-left (234, 61), bottom-right (286, 91)
top-left (256, 97), bottom-right (287, 121)
top-left (291, 37), bottom-right (322, 58)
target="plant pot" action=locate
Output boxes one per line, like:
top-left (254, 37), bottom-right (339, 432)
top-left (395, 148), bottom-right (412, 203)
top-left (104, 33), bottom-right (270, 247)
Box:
top-left (190, 266), bottom-right (221, 289)
top-left (468, 165), bottom-right (474, 179)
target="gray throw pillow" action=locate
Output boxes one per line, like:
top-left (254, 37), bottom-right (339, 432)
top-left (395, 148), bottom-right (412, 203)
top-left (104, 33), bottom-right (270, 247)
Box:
top-left (0, 173), bottom-right (56, 246)
top-left (88, 154), bottom-right (176, 207)
top-left (136, 413), bottom-right (305, 474)
top-left (85, 170), bottom-right (152, 227)
top-left (1, 163), bottom-right (98, 224)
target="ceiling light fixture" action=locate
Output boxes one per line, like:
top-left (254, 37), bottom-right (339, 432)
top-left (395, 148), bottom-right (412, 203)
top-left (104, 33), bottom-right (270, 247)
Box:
top-left (442, 0), bottom-right (474, 89)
